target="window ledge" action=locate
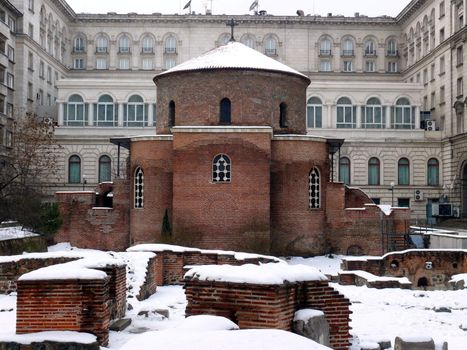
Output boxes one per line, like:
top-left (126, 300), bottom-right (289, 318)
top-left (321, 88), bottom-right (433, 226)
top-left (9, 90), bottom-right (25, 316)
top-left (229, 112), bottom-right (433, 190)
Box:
top-left (430, 79), bottom-right (435, 82)
top-left (439, 101), bottom-right (446, 106)
top-left (456, 63), bottom-right (463, 68)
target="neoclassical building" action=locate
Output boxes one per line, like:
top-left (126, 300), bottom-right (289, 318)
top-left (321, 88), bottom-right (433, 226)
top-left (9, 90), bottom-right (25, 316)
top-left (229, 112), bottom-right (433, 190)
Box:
top-left (1, 0), bottom-right (467, 220)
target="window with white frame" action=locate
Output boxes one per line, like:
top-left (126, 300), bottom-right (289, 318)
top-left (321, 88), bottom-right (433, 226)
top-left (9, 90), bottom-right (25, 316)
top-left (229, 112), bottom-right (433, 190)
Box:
top-left (342, 39), bottom-right (354, 56)
top-left (96, 58), bottom-right (108, 70)
top-left (119, 35), bottom-right (130, 53)
top-left (125, 95), bottom-right (146, 127)
top-left (343, 60), bottom-right (353, 72)
top-left (96, 36), bottom-right (108, 53)
top-left (308, 168), bottom-right (320, 209)
top-left (73, 58), bottom-right (85, 69)
top-left (6, 73), bottom-right (13, 89)
top-left (65, 94), bottom-right (86, 126)
top-left (74, 36), bottom-right (85, 52)
top-left (365, 60), bottom-right (376, 72)
top-left (142, 35), bottom-right (154, 53)
top-left (242, 36), bottom-right (255, 49)
top-left (212, 154), bottom-right (231, 183)
top-left (336, 97), bottom-right (355, 128)
top-left (387, 61), bottom-right (398, 73)
top-left (319, 38), bottom-right (332, 56)
top-left (387, 39), bottom-right (398, 56)
top-left (164, 57), bottom-right (176, 70)
top-left (95, 94), bottom-right (115, 126)
top-left (364, 39), bottom-right (376, 56)
top-left (392, 98), bottom-right (414, 129)
top-left (164, 35), bottom-right (176, 53)
top-left (142, 58), bottom-right (153, 70)
top-left (307, 97), bottom-right (322, 128)
top-left (119, 58), bottom-right (130, 70)
top-left (319, 60), bottom-right (331, 72)
top-left (134, 167), bottom-right (144, 208)
top-left (363, 97), bottom-right (384, 128)
top-left (264, 36), bottom-right (277, 56)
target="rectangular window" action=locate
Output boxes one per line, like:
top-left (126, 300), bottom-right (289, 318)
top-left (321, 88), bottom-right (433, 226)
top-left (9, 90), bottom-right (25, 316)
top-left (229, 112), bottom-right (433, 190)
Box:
top-left (47, 67), bottom-right (52, 83)
top-left (439, 56), bottom-right (445, 75)
top-left (28, 23), bottom-right (33, 38)
top-left (142, 58), bottom-right (153, 70)
top-left (5, 130), bottom-right (11, 147)
top-left (337, 105), bottom-right (356, 128)
top-left (423, 96), bottom-right (428, 110)
top-left (47, 93), bottom-right (51, 106)
top-left (96, 58), bottom-right (108, 70)
top-left (6, 73), bottom-right (13, 89)
top-left (119, 58), bottom-right (130, 70)
top-left (439, 1), bottom-right (445, 18)
top-left (7, 103), bottom-right (13, 117)
top-left (0, 94), bottom-right (5, 114)
top-left (365, 60), bottom-right (375, 72)
top-left (28, 52), bottom-right (34, 71)
top-left (457, 46), bottom-right (464, 66)
top-left (457, 77), bottom-right (463, 96)
top-left (0, 36), bottom-right (5, 55)
top-left (27, 82), bottom-right (33, 100)
top-left (430, 63), bottom-right (435, 80)
top-left (0, 65), bottom-right (4, 84)
top-left (0, 9), bottom-right (5, 23)
top-left (7, 46), bottom-right (14, 62)
top-left (416, 73), bottom-right (420, 83)
top-left (73, 58), bottom-right (85, 69)
top-left (439, 28), bottom-right (445, 42)
top-left (39, 61), bottom-right (44, 79)
top-left (164, 57), bottom-right (176, 70)
top-left (343, 60), bottom-right (353, 72)
top-left (397, 198), bottom-right (410, 208)
top-left (319, 60), bottom-right (331, 72)
top-left (440, 86), bottom-right (445, 104)
top-left (430, 92), bottom-right (436, 109)
top-left (423, 69), bottom-right (428, 84)
top-left (38, 89), bottom-right (43, 105)
top-left (387, 61), bottom-right (397, 73)
top-left (8, 16), bottom-right (15, 32)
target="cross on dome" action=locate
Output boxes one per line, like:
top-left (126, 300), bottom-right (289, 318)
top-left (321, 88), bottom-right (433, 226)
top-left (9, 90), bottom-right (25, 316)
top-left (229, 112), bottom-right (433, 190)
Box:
top-left (226, 18), bottom-right (238, 42)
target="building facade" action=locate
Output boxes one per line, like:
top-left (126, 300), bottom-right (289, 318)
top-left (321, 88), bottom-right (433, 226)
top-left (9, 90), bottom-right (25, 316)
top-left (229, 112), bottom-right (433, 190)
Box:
top-left (0, 0), bottom-right (467, 220)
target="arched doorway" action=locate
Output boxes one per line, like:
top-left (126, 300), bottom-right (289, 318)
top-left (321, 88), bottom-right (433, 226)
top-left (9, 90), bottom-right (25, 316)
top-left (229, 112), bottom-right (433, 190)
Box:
top-left (462, 162), bottom-right (467, 218)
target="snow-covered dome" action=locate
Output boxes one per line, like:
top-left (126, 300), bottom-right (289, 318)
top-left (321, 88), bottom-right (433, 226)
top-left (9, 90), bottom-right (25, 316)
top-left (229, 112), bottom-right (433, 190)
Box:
top-left (154, 41), bottom-right (309, 81)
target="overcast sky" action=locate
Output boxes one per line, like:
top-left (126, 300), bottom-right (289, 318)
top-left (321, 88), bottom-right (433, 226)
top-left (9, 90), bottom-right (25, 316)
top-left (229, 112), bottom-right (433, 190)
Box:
top-left (66, 0), bottom-right (412, 17)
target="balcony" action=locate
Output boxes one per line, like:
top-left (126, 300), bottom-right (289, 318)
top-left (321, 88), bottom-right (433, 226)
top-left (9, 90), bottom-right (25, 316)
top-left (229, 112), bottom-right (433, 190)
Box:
top-left (118, 47), bottom-right (131, 54)
top-left (72, 48), bottom-right (86, 54)
top-left (141, 48), bottom-right (154, 54)
top-left (319, 49), bottom-right (332, 57)
top-left (386, 50), bottom-right (399, 57)
top-left (341, 50), bottom-right (354, 57)
top-left (264, 48), bottom-right (277, 56)
top-left (95, 47), bottom-right (108, 54)
top-left (364, 50), bottom-right (377, 57)
top-left (164, 47), bottom-right (177, 54)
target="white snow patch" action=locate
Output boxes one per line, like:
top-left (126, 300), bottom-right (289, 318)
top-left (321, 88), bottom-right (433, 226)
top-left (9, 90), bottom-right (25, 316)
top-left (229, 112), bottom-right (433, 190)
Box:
top-left (175, 315), bottom-right (239, 331)
top-left (0, 227), bottom-right (38, 241)
top-left (293, 309), bottom-right (324, 322)
top-left (119, 329), bottom-right (331, 350)
top-left (185, 263), bottom-right (327, 284)
top-left (449, 273), bottom-right (467, 285)
top-left (377, 204), bottom-right (393, 216)
top-left (0, 331), bottom-right (96, 344)
top-left (340, 270), bottom-right (411, 284)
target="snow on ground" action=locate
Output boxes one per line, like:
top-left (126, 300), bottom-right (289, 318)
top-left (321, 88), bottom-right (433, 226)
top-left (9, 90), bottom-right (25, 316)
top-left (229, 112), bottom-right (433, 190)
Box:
top-left (0, 227), bottom-right (38, 241)
top-left (0, 245), bottom-right (465, 349)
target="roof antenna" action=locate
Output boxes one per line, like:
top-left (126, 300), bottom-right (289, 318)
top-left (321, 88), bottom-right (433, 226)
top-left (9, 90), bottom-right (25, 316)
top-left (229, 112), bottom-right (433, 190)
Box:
top-left (226, 18), bottom-right (238, 42)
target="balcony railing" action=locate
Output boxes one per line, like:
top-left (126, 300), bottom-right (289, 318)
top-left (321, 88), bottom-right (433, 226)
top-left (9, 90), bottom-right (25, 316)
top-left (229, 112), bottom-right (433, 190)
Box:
top-left (118, 47), bottom-right (131, 54)
top-left (95, 47), bottom-right (108, 54)
top-left (386, 50), bottom-right (399, 57)
top-left (341, 50), bottom-right (354, 57)
top-left (265, 48), bottom-right (277, 56)
top-left (164, 47), bottom-right (177, 54)
top-left (364, 50), bottom-right (377, 57)
top-left (319, 49), bottom-right (332, 56)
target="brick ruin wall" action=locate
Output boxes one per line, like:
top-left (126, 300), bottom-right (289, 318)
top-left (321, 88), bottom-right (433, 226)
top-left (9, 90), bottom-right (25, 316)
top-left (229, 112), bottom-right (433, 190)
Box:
top-left (184, 280), bottom-right (351, 350)
top-left (136, 255), bottom-right (158, 300)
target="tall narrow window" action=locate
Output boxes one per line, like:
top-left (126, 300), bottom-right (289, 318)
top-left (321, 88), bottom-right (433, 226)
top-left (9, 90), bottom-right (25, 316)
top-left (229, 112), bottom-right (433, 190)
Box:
top-left (339, 157), bottom-right (351, 185)
top-left (68, 155), bottom-right (81, 184)
top-left (119, 35), bottom-right (130, 53)
top-left (368, 157), bottom-right (380, 185)
top-left (125, 95), bottom-right (146, 127)
top-left (398, 158), bottom-right (410, 185)
top-left (164, 35), bottom-right (176, 53)
top-left (320, 38), bottom-right (331, 56)
top-left (95, 95), bottom-right (115, 126)
top-left (279, 102), bottom-right (288, 128)
top-left (168, 100), bottom-right (175, 127)
top-left (219, 98), bottom-right (231, 124)
top-left (308, 168), bottom-right (320, 209)
top-left (264, 36), bottom-right (277, 55)
top-left (96, 35), bottom-right (108, 53)
top-left (134, 167), bottom-right (144, 208)
top-left (392, 98), bottom-right (414, 129)
top-left (307, 97), bottom-right (322, 128)
top-left (364, 97), bottom-right (384, 128)
top-left (98, 155), bottom-right (111, 183)
top-left (427, 158), bottom-right (439, 186)
top-left (337, 97), bottom-right (355, 128)
top-left (142, 35), bottom-right (154, 53)
top-left (74, 36), bottom-right (85, 52)
top-left (212, 154), bottom-right (231, 183)
top-left (65, 94), bottom-right (86, 126)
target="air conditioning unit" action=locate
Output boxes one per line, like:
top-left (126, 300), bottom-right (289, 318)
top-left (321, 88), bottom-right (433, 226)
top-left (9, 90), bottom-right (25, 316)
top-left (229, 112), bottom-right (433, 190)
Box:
top-left (438, 203), bottom-right (453, 217)
top-left (425, 120), bottom-right (436, 131)
top-left (414, 189), bottom-right (424, 201)
top-left (453, 206), bottom-right (461, 218)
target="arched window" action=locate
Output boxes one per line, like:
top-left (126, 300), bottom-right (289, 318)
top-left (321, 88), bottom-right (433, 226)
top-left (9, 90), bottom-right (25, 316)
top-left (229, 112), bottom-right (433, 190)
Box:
top-left (242, 35), bottom-right (255, 48)
top-left (134, 167), bottom-right (144, 208)
top-left (264, 36), bottom-right (277, 56)
top-left (168, 100), bottom-right (175, 127)
top-left (98, 155), bottom-right (111, 183)
top-left (74, 36), bottom-right (85, 53)
top-left (368, 157), bottom-right (380, 185)
top-left (95, 94), bottom-right (115, 126)
top-left (68, 155), bottom-right (81, 184)
top-left (342, 39), bottom-right (354, 56)
top-left (212, 154), bottom-right (231, 183)
top-left (427, 158), bottom-right (439, 186)
top-left (164, 35), bottom-right (177, 54)
top-left (279, 102), bottom-right (288, 128)
top-left (125, 95), bottom-right (146, 127)
top-left (308, 168), bottom-right (320, 209)
top-left (398, 158), bottom-right (410, 185)
top-left (96, 35), bottom-right (108, 53)
top-left (339, 157), bottom-right (351, 185)
top-left (337, 97), bottom-right (355, 128)
top-left (320, 38), bottom-right (332, 56)
top-left (142, 35), bottom-right (154, 53)
top-left (219, 98), bottom-right (231, 125)
top-left (65, 94), bottom-right (86, 126)
top-left (218, 33), bottom-right (230, 46)
top-left (364, 39), bottom-right (376, 56)
top-left (364, 97), bottom-right (384, 128)
top-left (387, 39), bottom-right (398, 56)
top-left (307, 97), bottom-right (322, 128)
top-left (119, 35), bottom-right (130, 53)
top-left (392, 98), bottom-right (414, 129)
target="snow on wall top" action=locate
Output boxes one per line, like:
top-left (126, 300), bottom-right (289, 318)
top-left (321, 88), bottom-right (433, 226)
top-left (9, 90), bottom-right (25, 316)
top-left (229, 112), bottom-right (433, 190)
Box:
top-left (0, 227), bottom-right (38, 241)
top-left (155, 41), bottom-right (309, 81)
top-left (0, 331), bottom-right (97, 345)
top-left (127, 243), bottom-right (282, 262)
top-left (184, 262), bottom-right (327, 285)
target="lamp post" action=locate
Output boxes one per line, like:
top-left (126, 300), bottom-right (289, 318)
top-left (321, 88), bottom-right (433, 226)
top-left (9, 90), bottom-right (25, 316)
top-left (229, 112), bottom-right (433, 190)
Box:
top-left (82, 174), bottom-right (87, 191)
top-left (389, 181), bottom-right (395, 207)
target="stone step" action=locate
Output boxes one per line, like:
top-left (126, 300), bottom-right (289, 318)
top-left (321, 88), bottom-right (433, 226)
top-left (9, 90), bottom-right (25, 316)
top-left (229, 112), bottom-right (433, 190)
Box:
top-left (109, 318), bottom-right (132, 332)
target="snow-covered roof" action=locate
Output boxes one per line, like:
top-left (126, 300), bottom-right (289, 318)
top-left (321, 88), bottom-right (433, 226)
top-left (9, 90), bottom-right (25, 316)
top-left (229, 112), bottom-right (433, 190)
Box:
top-left (155, 41), bottom-right (309, 81)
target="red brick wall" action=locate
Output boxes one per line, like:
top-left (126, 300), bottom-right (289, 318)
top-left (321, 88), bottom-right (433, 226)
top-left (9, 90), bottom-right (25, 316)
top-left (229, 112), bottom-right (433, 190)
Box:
top-left (184, 279), bottom-right (351, 350)
top-left (55, 180), bottom-right (130, 251)
top-left (171, 132), bottom-right (271, 252)
top-left (270, 139), bottom-right (329, 256)
top-left (17, 278), bottom-right (111, 346)
top-left (130, 140), bottom-right (173, 245)
top-left (136, 256), bottom-right (158, 300)
top-left (155, 70), bottom-right (309, 135)
top-left (344, 187), bottom-right (373, 208)
top-left (96, 265), bottom-right (126, 320)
